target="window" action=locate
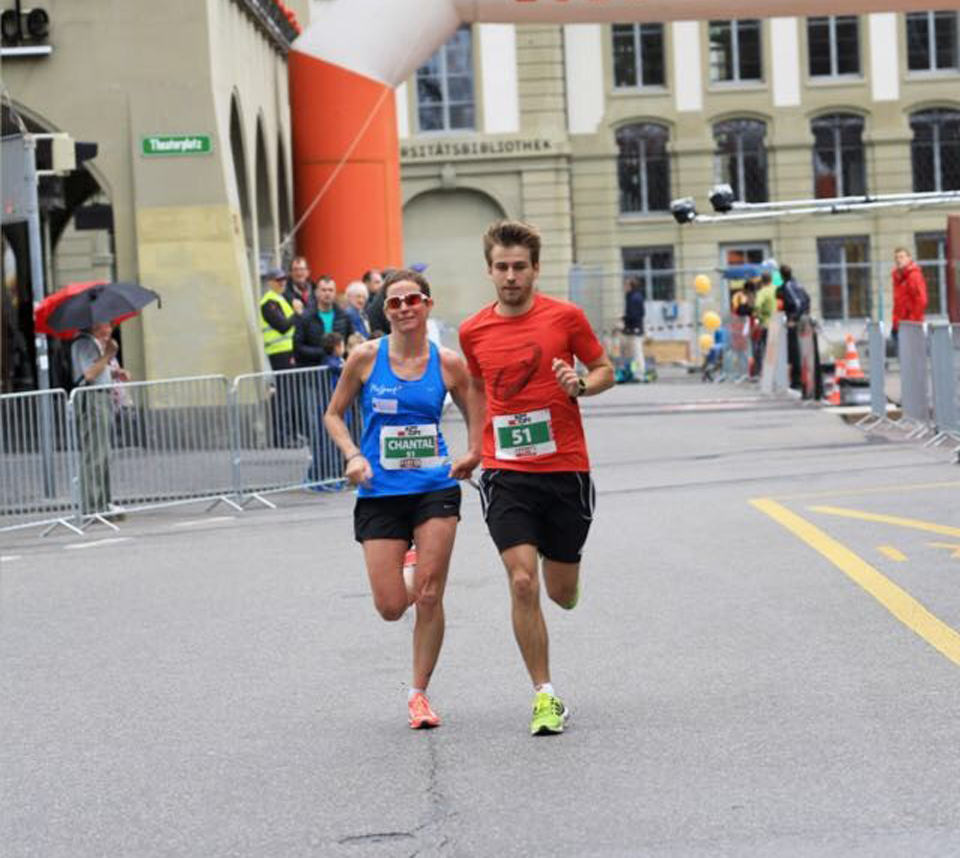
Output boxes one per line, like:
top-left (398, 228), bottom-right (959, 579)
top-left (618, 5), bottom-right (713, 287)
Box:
top-left (622, 247), bottom-right (675, 301)
top-left (807, 16), bottom-right (860, 77)
top-left (907, 11), bottom-right (959, 72)
top-left (818, 236), bottom-right (871, 319)
top-left (612, 23), bottom-right (666, 88)
top-left (720, 243), bottom-right (770, 268)
top-left (714, 119), bottom-right (768, 202)
top-left (709, 20), bottom-right (762, 83)
top-left (915, 232), bottom-right (948, 316)
top-left (910, 108), bottom-right (960, 192)
top-left (416, 26), bottom-right (475, 132)
top-left (812, 114), bottom-right (866, 198)
top-left (616, 123), bottom-right (670, 213)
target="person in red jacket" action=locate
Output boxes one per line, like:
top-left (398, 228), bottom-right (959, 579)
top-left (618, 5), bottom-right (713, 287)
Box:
top-left (891, 247), bottom-right (928, 346)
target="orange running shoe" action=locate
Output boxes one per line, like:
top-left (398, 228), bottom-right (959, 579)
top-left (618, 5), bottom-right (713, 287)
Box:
top-left (408, 692), bottom-right (441, 729)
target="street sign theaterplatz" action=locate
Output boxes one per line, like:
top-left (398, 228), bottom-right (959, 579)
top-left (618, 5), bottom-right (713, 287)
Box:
top-left (141, 135), bottom-right (213, 156)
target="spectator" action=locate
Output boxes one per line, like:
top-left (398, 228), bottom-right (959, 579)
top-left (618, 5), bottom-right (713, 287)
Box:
top-left (294, 276), bottom-right (355, 367)
top-left (365, 268), bottom-right (395, 337)
top-left (891, 246), bottom-right (928, 348)
top-left (307, 331), bottom-right (349, 488)
top-left (344, 280), bottom-right (372, 339)
top-left (362, 268), bottom-right (383, 296)
top-left (621, 276), bottom-right (646, 382)
top-left (346, 332), bottom-right (366, 354)
top-left (286, 256), bottom-right (314, 307)
top-left (730, 281), bottom-right (755, 380)
top-left (71, 322), bottom-right (123, 519)
top-left (260, 267), bottom-right (300, 445)
top-left (753, 272), bottom-right (777, 377)
top-left (779, 264), bottom-right (812, 391)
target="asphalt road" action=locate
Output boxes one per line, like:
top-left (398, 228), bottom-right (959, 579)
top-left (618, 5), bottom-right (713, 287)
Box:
top-left (3, 378), bottom-right (959, 857)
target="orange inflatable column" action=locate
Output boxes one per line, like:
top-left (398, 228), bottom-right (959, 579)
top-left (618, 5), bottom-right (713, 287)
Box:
top-left (289, 52), bottom-right (403, 289)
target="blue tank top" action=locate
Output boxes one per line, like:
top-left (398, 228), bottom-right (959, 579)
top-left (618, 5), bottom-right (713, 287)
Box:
top-left (358, 337), bottom-right (456, 498)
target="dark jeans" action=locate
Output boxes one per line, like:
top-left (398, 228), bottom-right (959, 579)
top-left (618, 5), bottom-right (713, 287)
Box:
top-left (268, 352), bottom-right (296, 446)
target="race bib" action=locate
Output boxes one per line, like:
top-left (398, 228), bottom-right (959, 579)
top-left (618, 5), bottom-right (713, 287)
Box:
top-left (380, 424), bottom-right (443, 470)
top-left (493, 409), bottom-right (556, 460)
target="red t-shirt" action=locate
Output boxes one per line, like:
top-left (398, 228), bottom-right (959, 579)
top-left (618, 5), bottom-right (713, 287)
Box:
top-left (459, 293), bottom-right (605, 472)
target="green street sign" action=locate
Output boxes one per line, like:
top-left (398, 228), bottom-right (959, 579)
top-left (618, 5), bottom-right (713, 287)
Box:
top-left (141, 134), bottom-right (213, 157)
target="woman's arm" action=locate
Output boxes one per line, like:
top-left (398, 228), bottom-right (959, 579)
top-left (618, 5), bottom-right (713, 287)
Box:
top-left (441, 349), bottom-right (484, 480)
top-left (323, 341), bottom-right (376, 486)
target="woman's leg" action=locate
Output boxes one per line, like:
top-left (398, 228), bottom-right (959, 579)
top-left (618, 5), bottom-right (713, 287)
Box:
top-left (409, 516), bottom-right (457, 691)
top-left (362, 538), bottom-right (410, 621)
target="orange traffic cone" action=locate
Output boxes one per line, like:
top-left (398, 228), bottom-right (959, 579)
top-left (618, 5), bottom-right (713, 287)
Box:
top-left (825, 358), bottom-right (845, 405)
top-left (843, 335), bottom-right (865, 379)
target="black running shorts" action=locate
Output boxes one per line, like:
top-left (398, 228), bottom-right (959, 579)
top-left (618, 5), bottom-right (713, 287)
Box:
top-left (354, 485), bottom-right (462, 543)
top-left (478, 469), bottom-right (595, 563)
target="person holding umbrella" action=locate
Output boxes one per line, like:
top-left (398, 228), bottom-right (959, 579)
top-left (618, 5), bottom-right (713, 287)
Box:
top-left (71, 322), bottom-right (123, 518)
top-left (35, 279), bottom-right (160, 522)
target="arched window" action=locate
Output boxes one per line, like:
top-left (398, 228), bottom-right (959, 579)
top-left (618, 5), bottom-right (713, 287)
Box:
top-left (910, 108), bottom-right (960, 192)
top-left (616, 123), bottom-right (670, 213)
top-left (812, 113), bottom-right (866, 198)
top-left (713, 119), bottom-right (767, 202)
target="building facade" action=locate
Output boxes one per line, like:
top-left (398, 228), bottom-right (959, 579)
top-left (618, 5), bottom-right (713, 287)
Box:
top-left (398, 13), bottom-right (959, 339)
top-left (2, 0), bottom-right (308, 391)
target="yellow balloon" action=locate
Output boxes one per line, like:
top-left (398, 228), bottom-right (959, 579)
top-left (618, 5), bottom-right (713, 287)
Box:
top-left (702, 310), bottom-right (722, 331)
top-left (694, 274), bottom-right (711, 296)
top-left (698, 334), bottom-right (715, 352)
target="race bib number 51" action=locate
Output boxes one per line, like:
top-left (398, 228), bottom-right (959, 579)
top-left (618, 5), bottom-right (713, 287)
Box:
top-left (380, 424), bottom-right (443, 470)
top-left (493, 409), bottom-right (556, 460)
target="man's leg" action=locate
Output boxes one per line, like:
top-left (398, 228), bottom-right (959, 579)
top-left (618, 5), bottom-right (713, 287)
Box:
top-left (410, 516), bottom-right (456, 690)
top-left (543, 559), bottom-right (580, 609)
top-left (500, 543), bottom-right (550, 687)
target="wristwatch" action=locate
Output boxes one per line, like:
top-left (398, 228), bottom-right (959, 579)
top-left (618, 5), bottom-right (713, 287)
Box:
top-left (576, 377), bottom-right (587, 397)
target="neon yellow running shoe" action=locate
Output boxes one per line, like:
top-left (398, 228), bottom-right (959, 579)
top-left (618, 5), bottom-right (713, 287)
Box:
top-left (530, 692), bottom-right (569, 736)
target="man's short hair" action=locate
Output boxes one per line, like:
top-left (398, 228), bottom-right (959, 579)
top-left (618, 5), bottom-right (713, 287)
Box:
top-left (894, 246), bottom-right (912, 257)
top-left (483, 220), bottom-right (541, 266)
top-left (291, 256), bottom-right (309, 268)
top-left (760, 272), bottom-right (772, 285)
top-left (361, 269), bottom-right (381, 285)
top-left (383, 268), bottom-right (431, 298)
top-left (345, 280), bottom-right (369, 300)
top-left (322, 332), bottom-right (344, 349)
top-left (779, 264), bottom-right (793, 281)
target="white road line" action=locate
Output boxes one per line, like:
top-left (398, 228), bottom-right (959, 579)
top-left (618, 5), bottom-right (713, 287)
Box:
top-left (172, 516), bottom-right (236, 528)
top-left (64, 537), bottom-right (132, 550)
top-left (1, 555), bottom-right (22, 562)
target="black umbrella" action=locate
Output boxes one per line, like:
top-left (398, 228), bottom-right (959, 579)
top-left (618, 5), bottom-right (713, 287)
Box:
top-left (45, 281), bottom-right (161, 333)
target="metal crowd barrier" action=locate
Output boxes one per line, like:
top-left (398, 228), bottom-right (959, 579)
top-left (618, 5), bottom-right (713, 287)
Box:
top-left (1, 366), bottom-right (365, 535)
top-left (897, 322), bottom-right (931, 437)
top-left (925, 323), bottom-right (960, 450)
top-left (858, 321), bottom-right (960, 457)
top-left (70, 375), bottom-right (237, 529)
top-left (0, 388), bottom-right (80, 535)
top-left (231, 366), bottom-right (357, 507)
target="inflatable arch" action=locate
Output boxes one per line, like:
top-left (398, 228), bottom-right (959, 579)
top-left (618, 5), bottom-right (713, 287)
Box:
top-left (290, 0), bottom-right (931, 285)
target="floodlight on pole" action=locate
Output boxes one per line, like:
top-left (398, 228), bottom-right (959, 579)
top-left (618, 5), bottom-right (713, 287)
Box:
top-left (670, 197), bottom-right (698, 224)
top-left (708, 184), bottom-right (735, 213)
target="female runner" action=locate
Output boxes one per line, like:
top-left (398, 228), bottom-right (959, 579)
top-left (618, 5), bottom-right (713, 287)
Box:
top-left (324, 269), bottom-right (481, 728)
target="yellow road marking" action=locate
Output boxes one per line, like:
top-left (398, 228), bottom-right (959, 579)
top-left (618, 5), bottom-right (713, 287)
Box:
top-left (808, 506), bottom-right (960, 538)
top-left (877, 546), bottom-right (907, 562)
top-left (928, 542), bottom-right (960, 559)
top-left (775, 480), bottom-right (960, 502)
top-left (751, 498), bottom-right (960, 668)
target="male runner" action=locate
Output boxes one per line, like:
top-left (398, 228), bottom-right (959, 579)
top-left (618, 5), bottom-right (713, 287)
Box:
top-left (458, 220), bottom-right (614, 735)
